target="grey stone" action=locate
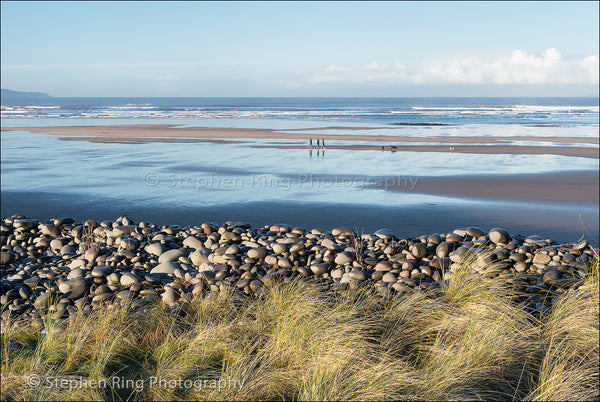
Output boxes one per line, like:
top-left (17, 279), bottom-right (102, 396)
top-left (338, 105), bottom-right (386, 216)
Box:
top-left (106, 272), bottom-right (121, 285)
top-left (543, 270), bottom-right (561, 284)
top-left (410, 243), bottom-right (427, 259)
top-left (13, 219), bottom-right (34, 230)
top-left (272, 243), bottom-right (288, 255)
top-left (58, 277), bottom-right (86, 293)
top-left (247, 247), bottom-right (268, 259)
top-left (24, 277), bottom-right (40, 288)
top-left (311, 263), bottom-right (330, 275)
top-left (34, 291), bottom-right (58, 310)
top-left (120, 273), bottom-right (140, 286)
top-left (146, 243), bottom-right (165, 257)
top-left (159, 249), bottom-right (186, 263)
top-left (85, 246), bottom-right (100, 262)
top-left (375, 261), bottom-right (392, 271)
top-left (436, 242), bottom-right (451, 258)
top-left (183, 236), bottom-right (204, 249)
top-left (467, 226), bottom-right (485, 237)
top-left (120, 238), bottom-right (138, 250)
top-left (190, 250), bottom-right (209, 266)
top-left (382, 272), bottom-right (397, 282)
top-left (92, 293), bottom-right (113, 303)
top-left (198, 270), bottom-right (216, 281)
top-left (54, 217), bottom-right (75, 225)
top-left (514, 262), bottom-right (528, 273)
top-left (533, 254), bottom-right (552, 265)
top-left (374, 228), bottom-right (395, 239)
top-left (50, 239), bottom-right (64, 250)
top-left (91, 266), bottom-right (112, 277)
top-left (488, 228), bottom-right (510, 244)
top-left (236, 279), bottom-right (251, 288)
top-left (277, 257), bottom-right (292, 269)
top-left (162, 288), bottom-right (179, 304)
top-left (112, 225), bottom-right (137, 236)
top-left (95, 285), bottom-right (112, 295)
top-left (349, 269), bottom-right (366, 281)
top-left (0, 252), bottom-right (15, 265)
top-left (41, 224), bottom-right (61, 237)
top-left (334, 252), bottom-right (354, 265)
top-left (116, 290), bottom-right (135, 300)
top-left (332, 227), bottom-right (354, 236)
top-left (150, 262), bottom-right (178, 275)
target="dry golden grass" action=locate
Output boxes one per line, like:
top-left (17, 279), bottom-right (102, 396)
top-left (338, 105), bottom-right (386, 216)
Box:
top-left (1, 255), bottom-right (598, 401)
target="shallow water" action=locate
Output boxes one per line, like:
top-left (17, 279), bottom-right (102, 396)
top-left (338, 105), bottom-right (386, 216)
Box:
top-left (1, 128), bottom-right (597, 210)
top-left (1, 97), bottom-right (598, 240)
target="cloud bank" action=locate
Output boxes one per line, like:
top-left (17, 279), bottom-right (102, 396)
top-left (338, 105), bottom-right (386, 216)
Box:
top-left (309, 49), bottom-right (599, 86)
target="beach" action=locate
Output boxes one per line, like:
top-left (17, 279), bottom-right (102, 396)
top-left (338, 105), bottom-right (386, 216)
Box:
top-left (1, 97), bottom-right (598, 402)
top-left (2, 122), bottom-right (598, 243)
top-left (3, 124), bottom-right (598, 159)
top-left (2, 1), bottom-right (599, 398)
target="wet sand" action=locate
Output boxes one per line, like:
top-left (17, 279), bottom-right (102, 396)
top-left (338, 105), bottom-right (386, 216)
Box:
top-left (1, 191), bottom-right (597, 244)
top-left (1, 124), bottom-right (598, 242)
top-left (370, 170), bottom-right (599, 205)
top-left (3, 124), bottom-right (598, 159)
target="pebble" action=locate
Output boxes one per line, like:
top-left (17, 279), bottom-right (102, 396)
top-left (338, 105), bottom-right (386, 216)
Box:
top-left (120, 273), bottom-right (140, 286)
top-left (248, 247), bottom-right (268, 259)
top-left (182, 236), bottom-right (204, 249)
top-left (146, 243), bottom-right (165, 256)
top-left (272, 243), bottom-right (288, 255)
top-left (375, 261), bottom-right (392, 271)
top-left (332, 228), bottom-right (354, 236)
top-left (91, 266), bottom-right (112, 277)
top-left (533, 254), bottom-right (552, 265)
top-left (349, 269), bottom-right (366, 281)
top-left (1, 252), bottom-right (15, 265)
top-left (382, 272), bottom-right (397, 282)
top-left (410, 243), bottom-right (427, 259)
top-left (488, 228), bottom-right (510, 244)
top-left (1, 214), bottom-right (597, 328)
top-left (150, 262), bottom-right (178, 275)
top-left (334, 252), bottom-right (354, 265)
top-left (158, 249), bottom-right (186, 263)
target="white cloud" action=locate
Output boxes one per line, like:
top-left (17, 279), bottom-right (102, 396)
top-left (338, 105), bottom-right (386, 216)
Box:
top-left (309, 49), bottom-right (599, 86)
top-left (309, 62), bottom-right (408, 84)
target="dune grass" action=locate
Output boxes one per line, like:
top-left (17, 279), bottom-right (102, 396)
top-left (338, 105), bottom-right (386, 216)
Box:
top-left (1, 256), bottom-right (598, 401)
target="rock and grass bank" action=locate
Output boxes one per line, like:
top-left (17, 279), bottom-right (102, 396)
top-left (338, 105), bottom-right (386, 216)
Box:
top-left (1, 214), bottom-right (598, 401)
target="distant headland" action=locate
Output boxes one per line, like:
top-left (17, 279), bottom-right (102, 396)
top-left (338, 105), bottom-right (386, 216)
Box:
top-left (1, 89), bottom-right (51, 100)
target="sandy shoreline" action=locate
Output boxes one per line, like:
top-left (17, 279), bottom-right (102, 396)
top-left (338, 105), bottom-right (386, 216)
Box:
top-left (371, 170), bottom-right (599, 205)
top-left (2, 125), bottom-right (599, 159)
top-left (4, 124), bottom-right (599, 143)
top-left (1, 124), bottom-right (597, 242)
top-left (1, 191), bottom-right (597, 243)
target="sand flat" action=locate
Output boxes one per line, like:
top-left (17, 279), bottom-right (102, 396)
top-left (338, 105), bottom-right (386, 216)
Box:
top-left (2, 124), bottom-right (599, 144)
top-left (3, 124), bottom-right (598, 159)
top-left (371, 170), bottom-right (599, 205)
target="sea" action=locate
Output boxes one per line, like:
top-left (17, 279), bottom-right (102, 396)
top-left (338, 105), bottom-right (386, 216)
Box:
top-left (2, 96), bottom-right (599, 127)
top-left (1, 97), bottom-right (599, 240)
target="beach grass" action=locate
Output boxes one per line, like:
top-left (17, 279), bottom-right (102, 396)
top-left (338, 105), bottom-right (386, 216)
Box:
top-left (1, 256), bottom-right (598, 401)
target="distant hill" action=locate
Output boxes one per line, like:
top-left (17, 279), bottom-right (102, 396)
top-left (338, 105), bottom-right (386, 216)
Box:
top-left (1, 89), bottom-right (51, 100)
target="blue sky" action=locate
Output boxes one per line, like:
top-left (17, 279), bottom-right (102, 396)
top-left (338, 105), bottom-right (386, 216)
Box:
top-left (1, 1), bottom-right (598, 97)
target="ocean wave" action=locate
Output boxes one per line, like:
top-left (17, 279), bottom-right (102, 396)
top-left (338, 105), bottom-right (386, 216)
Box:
top-left (1, 102), bottom-right (598, 126)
